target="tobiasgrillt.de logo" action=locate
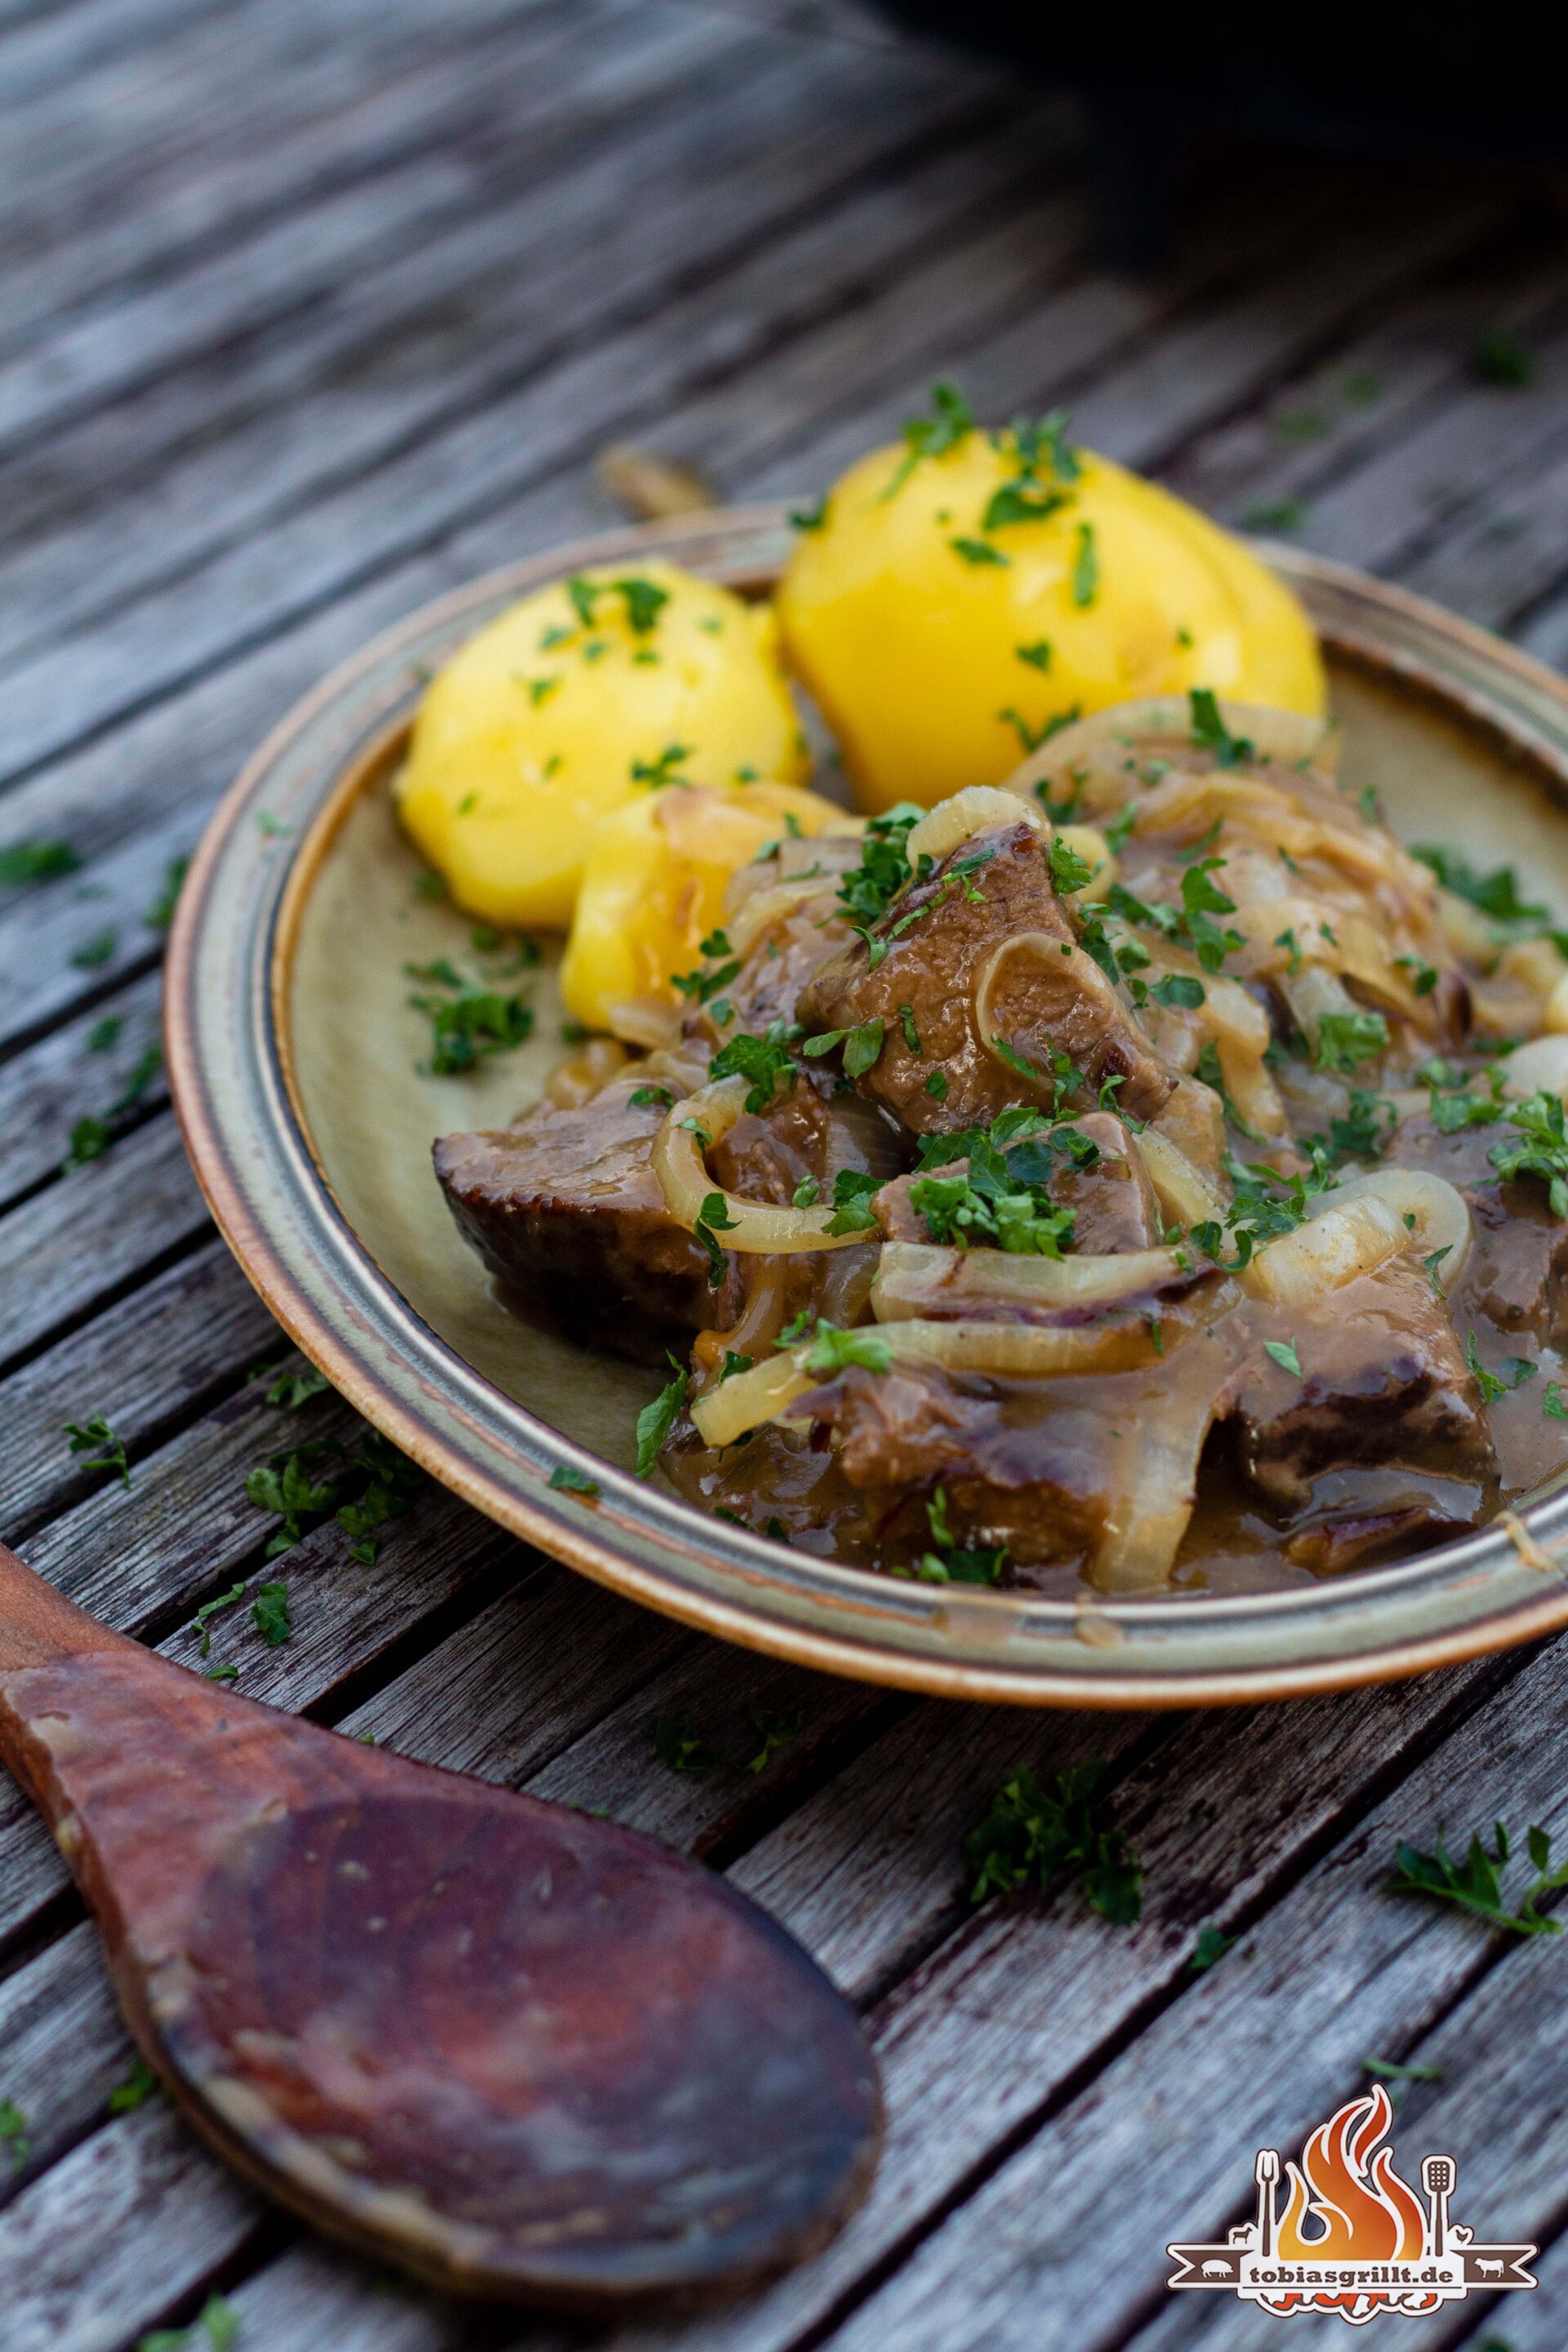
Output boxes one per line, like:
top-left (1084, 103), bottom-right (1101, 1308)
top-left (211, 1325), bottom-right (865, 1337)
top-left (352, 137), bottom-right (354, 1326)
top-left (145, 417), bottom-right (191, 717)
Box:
top-left (1166, 2085), bottom-right (1535, 2323)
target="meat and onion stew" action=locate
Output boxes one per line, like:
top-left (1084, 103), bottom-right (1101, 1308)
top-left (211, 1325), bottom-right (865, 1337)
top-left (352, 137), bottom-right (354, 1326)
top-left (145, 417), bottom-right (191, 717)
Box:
top-left (434, 693), bottom-right (1568, 1597)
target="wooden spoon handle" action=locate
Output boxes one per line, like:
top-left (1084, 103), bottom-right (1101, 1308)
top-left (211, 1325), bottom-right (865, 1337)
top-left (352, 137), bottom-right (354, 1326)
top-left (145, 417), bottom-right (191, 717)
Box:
top-left (0, 1540), bottom-right (141, 1795)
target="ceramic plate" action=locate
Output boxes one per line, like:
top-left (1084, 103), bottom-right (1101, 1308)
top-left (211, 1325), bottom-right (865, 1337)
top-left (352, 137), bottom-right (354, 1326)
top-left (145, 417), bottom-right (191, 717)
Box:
top-left (167, 509), bottom-right (1568, 1705)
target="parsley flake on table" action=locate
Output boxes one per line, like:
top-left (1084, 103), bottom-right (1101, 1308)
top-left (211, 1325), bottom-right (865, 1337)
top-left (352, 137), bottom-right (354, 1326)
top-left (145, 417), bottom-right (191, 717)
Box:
top-left (653, 1713), bottom-right (715, 1773)
top-left (1387, 1819), bottom-right (1568, 1935)
top-left (264, 1364), bottom-right (329, 1411)
top-left (1189, 1925), bottom-right (1235, 1973)
top-left (0, 839), bottom-right (79, 886)
top-left (965, 1759), bottom-right (1142, 1923)
top-left (138, 2292), bottom-right (239, 2352)
top-left (64, 1412), bottom-right (129, 1487)
top-left (189, 1582), bottom-right (245, 1656)
top-left (145, 855), bottom-right (189, 931)
top-left (0, 2096), bottom-right (28, 2172)
top-left (251, 1580), bottom-right (292, 1646)
top-left (109, 2060), bottom-right (160, 2115)
top-left (745, 1703), bottom-right (804, 1774)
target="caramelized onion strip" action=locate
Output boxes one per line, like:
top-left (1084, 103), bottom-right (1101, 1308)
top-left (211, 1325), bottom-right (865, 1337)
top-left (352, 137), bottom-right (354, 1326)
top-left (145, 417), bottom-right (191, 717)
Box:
top-left (1130, 1129), bottom-right (1227, 1227)
top-left (691, 1352), bottom-right (817, 1447)
top-left (653, 1078), bottom-right (866, 1254)
top-left (1241, 1170), bottom-right (1471, 1303)
top-left (871, 1241), bottom-right (1184, 1321)
top-left (906, 787), bottom-right (1045, 866)
top-left (1093, 1348), bottom-right (1229, 1592)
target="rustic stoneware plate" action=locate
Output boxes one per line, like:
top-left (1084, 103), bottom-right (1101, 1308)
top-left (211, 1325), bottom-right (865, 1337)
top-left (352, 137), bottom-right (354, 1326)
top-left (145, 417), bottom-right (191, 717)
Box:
top-left (167, 509), bottom-right (1568, 1706)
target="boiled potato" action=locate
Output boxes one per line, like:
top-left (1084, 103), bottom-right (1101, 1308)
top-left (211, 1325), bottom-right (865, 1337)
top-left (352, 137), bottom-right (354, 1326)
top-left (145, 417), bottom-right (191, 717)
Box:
top-left (777, 405), bottom-right (1325, 812)
top-left (561, 779), bottom-right (850, 1042)
top-left (394, 559), bottom-right (808, 928)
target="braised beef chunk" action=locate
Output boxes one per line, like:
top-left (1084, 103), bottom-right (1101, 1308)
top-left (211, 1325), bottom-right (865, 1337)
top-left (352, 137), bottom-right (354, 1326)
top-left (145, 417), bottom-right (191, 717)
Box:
top-left (434, 1072), bottom-right (835, 1351)
top-left (1389, 1109), bottom-right (1568, 1344)
top-left (796, 820), bottom-right (1173, 1136)
top-left (1223, 1259), bottom-right (1495, 1512)
top-left (873, 1111), bottom-right (1159, 1254)
top-left (686, 838), bottom-right (862, 1048)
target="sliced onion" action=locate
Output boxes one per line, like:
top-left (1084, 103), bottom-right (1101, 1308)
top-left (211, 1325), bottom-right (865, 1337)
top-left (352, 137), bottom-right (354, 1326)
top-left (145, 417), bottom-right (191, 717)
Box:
top-left (1092, 1340), bottom-right (1231, 1592)
top-left (1503, 1035), bottom-right (1568, 1098)
top-left (906, 787), bottom-right (1045, 866)
top-left (653, 1078), bottom-right (867, 1254)
top-left (724, 876), bottom-right (840, 959)
top-left (691, 1352), bottom-right (816, 1447)
top-left (1278, 964), bottom-right (1362, 1047)
top-left (1002, 698), bottom-right (1335, 802)
top-left (1131, 1128), bottom-right (1227, 1227)
top-left (871, 1241), bottom-right (1185, 1321)
top-left (1241, 1169), bottom-right (1471, 1303)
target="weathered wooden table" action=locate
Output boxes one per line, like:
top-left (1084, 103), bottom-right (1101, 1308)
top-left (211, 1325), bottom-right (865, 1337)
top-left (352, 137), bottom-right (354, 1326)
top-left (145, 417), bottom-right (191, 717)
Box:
top-left (4, 3), bottom-right (1568, 2345)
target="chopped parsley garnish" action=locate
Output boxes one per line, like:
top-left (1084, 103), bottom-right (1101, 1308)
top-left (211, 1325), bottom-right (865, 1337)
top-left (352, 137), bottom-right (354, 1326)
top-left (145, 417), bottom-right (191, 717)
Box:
top-left (63, 1413), bottom-right (129, 1487)
top-left (1264, 1339), bottom-right (1303, 1377)
top-left (790, 494), bottom-right (828, 531)
top-left (1411, 844), bottom-right (1548, 924)
top-left (1192, 1153), bottom-right (1331, 1270)
top-left (613, 575), bottom-right (669, 635)
top-left (631, 742), bottom-right (693, 789)
top-left (1071, 521), bottom-right (1098, 607)
top-left (884, 380), bottom-right (973, 499)
top-left (1015, 639), bottom-right (1052, 670)
top-left (1545, 1380), bottom-right (1568, 1419)
top-left (708, 1031), bottom-right (798, 1112)
top-left (837, 802), bottom-right (926, 929)
top-left (1048, 835), bottom-right (1095, 894)
top-left (145, 855), bottom-right (189, 932)
top-left (1464, 1330), bottom-right (1536, 1405)
top-left (804, 1018), bottom-right (884, 1077)
top-left (654, 1714), bottom-right (715, 1773)
top-left (670, 952), bottom-right (742, 1004)
top-left (549, 1463), bottom-right (599, 1498)
top-left (802, 1321), bottom-right (893, 1376)
top-left (898, 1003), bottom-right (922, 1054)
top-left (1490, 1089), bottom-right (1568, 1216)
top-left (951, 536), bottom-right (1009, 567)
top-left (718, 1350), bottom-right (754, 1383)
top-left (965, 1759), bottom-right (1142, 1922)
top-left (406, 955), bottom-right (533, 1075)
top-left (1005, 408), bottom-right (1080, 483)
top-left (824, 1168), bottom-right (884, 1235)
top-left (1424, 1062), bottom-right (1505, 1133)
top-left (746, 1704), bottom-right (804, 1773)
top-left (1149, 973), bottom-right (1205, 1009)
top-left (926, 1069), bottom-right (948, 1100)
top-left (629, 1082), bottom-right (675, 1110)
top-left (983, 480), bottom-right (1070, 531)
top-left (265, 1365), bottom-right (330, 1410)
top-left (909, 1115), bottom-right (1079, 1256)
top-left (189, 1582), bottom-right (244, 1656)
top-left (1177, 857), bottom-right (1245, 972)
top-left (693, 1189), bottom-right (737, 1285)
top-left (1387, 1819), bottom-right (1568, 1935)
top-left (1189, 1925), bottom-right (1234, 1974)
top-left (0, 2098), bottom-right (28, 2172)
top-left (792, 1176), bottom-right (820, 1206)
top-left (0, 839), bottom-right (79, 887)
top-left (1314, 1009), bottom-right (1389, 1074)
top-left (1189, 687), bottom-right (1254, 769)
top-left (635, 1353), bottom-right (688, 1476)
top-left (1308, 1087), bottom-right (1396, 1166)
top-left (915, 1485), bottom-right (1006, 1584)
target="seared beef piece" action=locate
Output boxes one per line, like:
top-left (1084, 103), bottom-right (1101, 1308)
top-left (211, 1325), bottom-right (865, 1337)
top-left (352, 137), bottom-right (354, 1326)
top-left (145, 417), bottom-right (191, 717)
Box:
top-left (1222, 1258), bottom-right (1495, 1512)
top-left (434, 1071), bottom-right (835, 1351)
top-left (796, 820), bottom-right (1173, 1136)
top-left (872, 1111), bottom-right (1159, 1254)
top-left (1284, 1504), bottom-right (1476, 1576)
top-left (1388, 1109), bottom-right (1568, 1345)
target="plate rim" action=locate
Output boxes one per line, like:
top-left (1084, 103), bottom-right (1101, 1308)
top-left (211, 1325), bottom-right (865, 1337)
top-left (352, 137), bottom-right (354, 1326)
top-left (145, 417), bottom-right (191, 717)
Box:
top-left (165, 506), bottom-right (1568, 1707)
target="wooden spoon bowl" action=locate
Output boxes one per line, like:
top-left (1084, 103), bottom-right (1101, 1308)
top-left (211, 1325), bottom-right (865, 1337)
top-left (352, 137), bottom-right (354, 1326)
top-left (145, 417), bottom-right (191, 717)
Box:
top-left (0, 1547), bottom-right (881, 2309)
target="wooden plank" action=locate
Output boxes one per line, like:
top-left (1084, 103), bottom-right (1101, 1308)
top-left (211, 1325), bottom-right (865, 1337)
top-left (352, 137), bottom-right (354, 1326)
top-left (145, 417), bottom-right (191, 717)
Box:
top-left (0, 1112), bottom-right (209, 1374)
top-left (0, 2103), bottom-right (260, 2352)
top-left (0, 1240), bottom-right (276, 1542)
top-left (0, 1922), bottom-right (130, 2203)
top-left (0, 965), bottom-right (165, 1214)
top-left (0, 68), bottom-right (1039, 678)
top-left (0, 2), bottom-right (766, 457)
top-left (0, 47), bottom-right (1008, 777)
top-left (775, 1641), bottom-right (1568, 2352)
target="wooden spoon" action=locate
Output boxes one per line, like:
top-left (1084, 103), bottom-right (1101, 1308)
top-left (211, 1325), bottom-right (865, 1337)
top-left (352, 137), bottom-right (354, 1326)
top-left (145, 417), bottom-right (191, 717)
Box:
top-left (0, 1543), bottom-right (881, 2310)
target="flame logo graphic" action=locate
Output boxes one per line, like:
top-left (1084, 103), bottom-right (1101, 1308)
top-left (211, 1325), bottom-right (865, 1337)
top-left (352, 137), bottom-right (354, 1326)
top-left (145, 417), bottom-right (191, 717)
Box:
top-left (1276, 2084), bottom-right (1428, 2261)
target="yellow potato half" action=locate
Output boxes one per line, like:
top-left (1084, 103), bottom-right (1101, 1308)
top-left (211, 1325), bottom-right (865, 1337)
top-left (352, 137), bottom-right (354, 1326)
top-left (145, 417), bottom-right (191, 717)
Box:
top-left (561, 780), bottom-right (850, 1041)
top-left (777, 421), bottom-right (1325, 811)
top-left (394, 559), bottom-right (808, 928)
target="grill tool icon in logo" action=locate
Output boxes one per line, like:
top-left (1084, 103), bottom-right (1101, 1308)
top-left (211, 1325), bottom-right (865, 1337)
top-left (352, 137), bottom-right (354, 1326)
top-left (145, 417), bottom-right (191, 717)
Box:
top-left (1166, 2085), bottom-right (1536, 2322)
